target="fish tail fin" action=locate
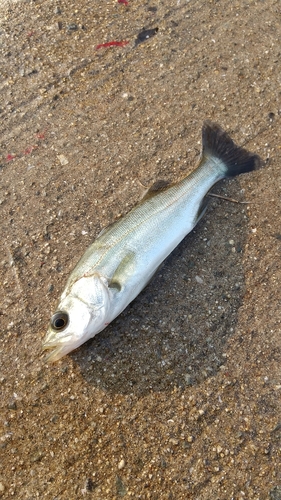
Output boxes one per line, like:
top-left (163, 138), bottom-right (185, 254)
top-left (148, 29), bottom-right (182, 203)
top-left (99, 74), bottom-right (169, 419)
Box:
top-left (202, 120), bottom-right (262, 177)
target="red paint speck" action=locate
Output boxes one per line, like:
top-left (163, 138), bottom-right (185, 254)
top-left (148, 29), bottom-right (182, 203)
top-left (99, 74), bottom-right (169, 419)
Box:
top-left (23, 145), bottom-right (36, 155)
top-left (96, 40), bottom-right (129, 50)
top-left (118, 0), bottom-right (129, 5)
top-left (6, 154), bottom-right (16, 161)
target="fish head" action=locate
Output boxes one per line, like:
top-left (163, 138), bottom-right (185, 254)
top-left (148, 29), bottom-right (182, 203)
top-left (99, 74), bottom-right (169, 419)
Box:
top-left (42, 274), bottom-right (111, 362)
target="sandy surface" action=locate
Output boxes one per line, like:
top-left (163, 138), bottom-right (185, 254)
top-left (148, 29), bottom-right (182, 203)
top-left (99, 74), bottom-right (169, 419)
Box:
top-left (0, 0), bottom-right (280, 498)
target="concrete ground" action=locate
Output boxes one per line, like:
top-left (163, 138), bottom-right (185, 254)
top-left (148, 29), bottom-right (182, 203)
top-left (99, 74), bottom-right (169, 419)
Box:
top-left (0, 0), bottom-right (280, 498)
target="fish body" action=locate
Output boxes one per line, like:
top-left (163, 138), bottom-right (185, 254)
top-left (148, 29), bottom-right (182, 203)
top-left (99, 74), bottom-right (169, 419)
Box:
top-left (43, 121), bottom-right (261, 361)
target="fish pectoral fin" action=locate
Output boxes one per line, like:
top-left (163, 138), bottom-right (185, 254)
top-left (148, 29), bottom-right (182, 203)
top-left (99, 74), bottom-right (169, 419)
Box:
top-left (108, 250), bottom-right (136, 292)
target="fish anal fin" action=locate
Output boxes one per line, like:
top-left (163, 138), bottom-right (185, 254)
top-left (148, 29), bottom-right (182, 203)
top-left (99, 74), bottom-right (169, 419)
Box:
top-left (195, 196), bottom-right (209, 224)
top-left (109, 251), bottom-right (136, 292)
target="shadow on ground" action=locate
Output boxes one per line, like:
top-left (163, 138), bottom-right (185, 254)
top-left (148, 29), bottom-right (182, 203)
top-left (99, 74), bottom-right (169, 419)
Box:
top-left (73, 181), bottom-right (249, 396)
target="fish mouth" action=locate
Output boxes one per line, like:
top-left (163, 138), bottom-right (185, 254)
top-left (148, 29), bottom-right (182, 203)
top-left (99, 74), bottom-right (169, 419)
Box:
top-left (42, 332), bottom-right (76, 362)
top-left (42, 342), bottom-right (75, 362)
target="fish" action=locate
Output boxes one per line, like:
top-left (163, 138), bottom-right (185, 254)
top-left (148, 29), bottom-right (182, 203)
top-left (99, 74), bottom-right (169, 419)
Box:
top-left (43, 121), bottom-right (262, 361)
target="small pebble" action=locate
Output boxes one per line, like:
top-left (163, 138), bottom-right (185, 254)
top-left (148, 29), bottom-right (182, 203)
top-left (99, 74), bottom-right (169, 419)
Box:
top-left (118, 459), bottom-right (125, 470)
top-left (184, 374), bottom-right (193, 385)
top-left (67, 23), bottom-right (78, 31)
top-left (116, 475), bottom-right (127, 496)
top-left (57, 154), bottom-right (69, 165)
top-left (169, 438), bottom-right (179, 445)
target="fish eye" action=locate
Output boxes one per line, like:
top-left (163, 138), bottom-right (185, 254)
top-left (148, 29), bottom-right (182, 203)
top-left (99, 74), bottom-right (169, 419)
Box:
top-left (51, 311), bottom-right (69, 331)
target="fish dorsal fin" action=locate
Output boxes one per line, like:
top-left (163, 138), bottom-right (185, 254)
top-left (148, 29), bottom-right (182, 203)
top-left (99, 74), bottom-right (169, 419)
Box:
top-left (141, 179), bottom-right (172, 202)
top-left (98, 180), bottom-right (172, 239)
top-left (108, 250), bottom-right (136, 292)
top-left (97, 218), bottom-right (119, 239)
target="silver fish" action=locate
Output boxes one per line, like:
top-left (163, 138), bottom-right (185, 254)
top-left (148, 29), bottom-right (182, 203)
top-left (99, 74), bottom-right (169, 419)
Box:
top-left (43, 121), bottom-right (261, 361)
